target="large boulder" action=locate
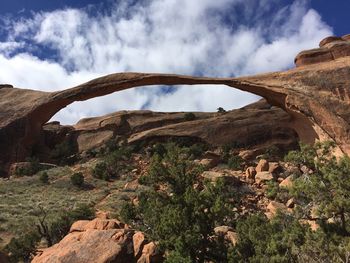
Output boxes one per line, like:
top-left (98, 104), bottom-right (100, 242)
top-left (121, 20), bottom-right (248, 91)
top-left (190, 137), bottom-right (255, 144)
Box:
top-left (32, 218), bottom-right (161, 263)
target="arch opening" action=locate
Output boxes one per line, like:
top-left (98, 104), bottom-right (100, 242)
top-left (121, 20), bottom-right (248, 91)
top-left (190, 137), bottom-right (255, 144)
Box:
top-left (50, 85), bottom-right (261, 125)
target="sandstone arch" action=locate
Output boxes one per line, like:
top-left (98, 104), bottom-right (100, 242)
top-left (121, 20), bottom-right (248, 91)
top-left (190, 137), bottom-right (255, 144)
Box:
top-left (1, 34), bottom-right (350, 169)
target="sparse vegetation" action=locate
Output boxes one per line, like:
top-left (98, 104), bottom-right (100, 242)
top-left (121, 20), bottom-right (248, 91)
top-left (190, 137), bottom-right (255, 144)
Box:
top-left (15, 157), bottom-right (41, 176)
top-left (217, 107), bottom-right (227, 113)
top-left (70, 172), bottom-right (84, 187)
top-left (184, 112), bottom-right (196, 121)
top-left (3, 129), bottom-right (350, 263)
top-left (227, 155), bottom-right (243, 170)
top-left (39, 171), bottom-right (49, 184)
top-left (4, 204), bottom-right (94, 262)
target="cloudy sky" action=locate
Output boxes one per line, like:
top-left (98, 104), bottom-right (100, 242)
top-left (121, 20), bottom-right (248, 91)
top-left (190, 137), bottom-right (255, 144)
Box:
top-left (0, 0), bottom-right (346, 124)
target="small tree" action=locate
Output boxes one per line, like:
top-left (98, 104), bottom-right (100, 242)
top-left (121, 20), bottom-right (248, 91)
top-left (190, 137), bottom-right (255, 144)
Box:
top-left (217, 107), bottom-right (226, 113)
top-left (70, 172), bottom-right (84, 187)
top-left (288, 141), bottom-right (350, 234)
top-left (121, 144), bottom-right (237, 262)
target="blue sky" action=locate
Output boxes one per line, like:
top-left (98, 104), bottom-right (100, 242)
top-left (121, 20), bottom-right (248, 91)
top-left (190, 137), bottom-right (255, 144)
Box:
top-left (0, 0), bottom-right (345, 124)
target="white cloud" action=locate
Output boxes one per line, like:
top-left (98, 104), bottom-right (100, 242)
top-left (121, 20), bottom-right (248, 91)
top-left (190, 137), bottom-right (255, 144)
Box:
top-left (0, 0), bottom-right (332, 124)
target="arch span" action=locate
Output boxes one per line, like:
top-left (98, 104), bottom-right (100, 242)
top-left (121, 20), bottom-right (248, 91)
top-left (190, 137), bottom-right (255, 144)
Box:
top-left (1, 35), bottom-right (350, 168)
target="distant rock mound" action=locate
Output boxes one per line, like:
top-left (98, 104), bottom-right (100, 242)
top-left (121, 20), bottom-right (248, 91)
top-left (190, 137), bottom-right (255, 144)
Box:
top-left (39, 100), bottom-right (297, 161)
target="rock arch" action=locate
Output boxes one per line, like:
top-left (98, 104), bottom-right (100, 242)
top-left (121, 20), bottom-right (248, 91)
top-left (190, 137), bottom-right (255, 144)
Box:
top-left (1, 34), bottom-right (350, 168)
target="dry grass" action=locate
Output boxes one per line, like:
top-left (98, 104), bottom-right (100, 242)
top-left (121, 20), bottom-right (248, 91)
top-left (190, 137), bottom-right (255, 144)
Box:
top-left (0, 158), bottom-right (144, 248)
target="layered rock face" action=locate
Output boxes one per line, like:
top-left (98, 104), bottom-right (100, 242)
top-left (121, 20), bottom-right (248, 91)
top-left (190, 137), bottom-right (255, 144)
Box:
top-left (40, 99), bottom-right (297, 160)
top-left (295, 34), bottom-right (350, 67)
top-left (1, 34), bottom-right (350, 169)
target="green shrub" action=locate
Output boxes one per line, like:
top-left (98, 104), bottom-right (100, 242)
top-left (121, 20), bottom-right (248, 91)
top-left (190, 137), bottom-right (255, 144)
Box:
top-left (92, 162), bottom-right (110, 181)
top-left (187, 143), bottom-right (208, 159)
top-left (230, 213), bottom-right (307, 262)
top-left (265, 181), bottom-right (279, 199)
top-left (39, 171), bottom-right (49, 184)
top-left (227, 155), bottom-right (243, 170)
top-left (51, 140), bottom-right (76, 165)
top-left (121, 144), bottom-right (237, 262)
top-left (70, 172), bottom-right (84, 187)
top-left (288, 141), bottom-right (350, 234)
top-left (16, 157), bottom-right (41, 176)
top-left (217, 107), bottom-right (226, 113)
top-left (35, 204), bottom-right (94, 247)
top-left (5, 231), bottom-right (40, 263)
top-left (184, 112), bottom-right (196, 121)
top-left (151, 143), bottom-right (167, 158)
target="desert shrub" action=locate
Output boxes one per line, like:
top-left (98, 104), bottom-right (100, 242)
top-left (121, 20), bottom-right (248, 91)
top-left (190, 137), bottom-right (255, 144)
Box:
top-left (92, 144), bottom-right (134, 180)
top-left (16, 157), bottom-right (41, 176)
top-left (5, 204), bottom-right (94, 262)
top-left (265, 181), bottom-right (279, 199)
top-left (217, 107), bottom-right (226, 113)
top-left (5, 230), bottom-right (40, 263)
top-left (122, 144), bottom-right (238, 262)
top-left (284, 141), bottom-right (350, 232)
top-left (221, 143), bottom-right (240, 162)
top-left (39, 171), bottom-right (49, 184)
top-left (92, 162), bottom-right (110, 181)
top-left (184, 112), bottom-right (196, 121)
top-left (187, 143), bottom-right (208, 159)
top-left (151, 143), bottom-right (167, 158)
top-left (45, 204), bottom-right (94, 245)
top-left (229, 213), bottom-right (307, 262)
top-left (51, 140), bottom-right (76, 165)
top-left (227, 155), bottom-right (243, 170)
top-left (70, 172), bottom-right (84, 187)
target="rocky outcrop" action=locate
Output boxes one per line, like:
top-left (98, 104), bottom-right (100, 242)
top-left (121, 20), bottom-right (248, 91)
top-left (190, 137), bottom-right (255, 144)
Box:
top-left (1, 34), bottom-right (350, 169)
top-left (38, 99), bottom-right (298, 162)
top-left (127, 100), bottom-right (297, 148)
top-left (32, 218), bottom-right (161, 263)
top-left (295, 34), bottom-right (350, 67)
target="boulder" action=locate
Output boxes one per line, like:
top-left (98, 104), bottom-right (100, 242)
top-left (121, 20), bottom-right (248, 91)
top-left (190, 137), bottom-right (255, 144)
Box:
top-left (137, 242), bottom-right (160, 263)
top-left (256, 159), bottom-right (269, 172)
top-left (198, 158), bottom-right (219, 169)
top-left (268, 162), bottom-right (281, 174)
top-left (299, 219), bottom-right (320, 231)
top-left (214, 226), bottom-right (237, 246)
top-left (133, 231), bottom-right (146, 257)
top-left (245, 166), bottom-right (256, 180)
top-left (266, 201), bottom-right (288, 218)
top-left (32, 218), bottom-right (159, 263)
top-left (279, 175), bottom-right (294, 188)
top-left (214, 226), bottom-right (234, 236)
top-left (201, 171), bottom-right (241, 185)
top-left (255, 171), bottom-right (274, 184)
top-left (32, 229), bottom-right (135, 263)
top-left (286, 198), bottom-right (295, 208)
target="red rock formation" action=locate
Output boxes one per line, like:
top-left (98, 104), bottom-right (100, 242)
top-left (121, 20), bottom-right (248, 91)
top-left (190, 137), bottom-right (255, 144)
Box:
top-left (295, 34), bottom-right (350, 67)
top-left (1, 34), bottom-right (350, 169)
top-left (32, 218), bottom-right (161, 263)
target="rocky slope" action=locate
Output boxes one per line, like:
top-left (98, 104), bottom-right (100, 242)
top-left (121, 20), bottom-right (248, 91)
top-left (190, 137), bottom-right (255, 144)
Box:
top-left (1, 34), bottom-right (350, 172)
